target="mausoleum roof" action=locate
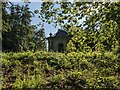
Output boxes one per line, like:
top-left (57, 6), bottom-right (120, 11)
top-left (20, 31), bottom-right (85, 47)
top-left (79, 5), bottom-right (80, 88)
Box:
top-left (55, 29), bottom-right (68, 37)
top-left (46, 29), bottom-right (70, 40)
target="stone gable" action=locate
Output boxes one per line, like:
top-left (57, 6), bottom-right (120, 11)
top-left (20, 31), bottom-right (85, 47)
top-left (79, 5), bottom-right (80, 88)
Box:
top-left (47, 29), bottom-right (72, 52)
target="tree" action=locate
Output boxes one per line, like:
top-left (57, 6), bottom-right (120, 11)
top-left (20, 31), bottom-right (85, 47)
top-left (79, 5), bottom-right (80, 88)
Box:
top-left (19, 3), bottom-right (35, 51)
top-left (2, 2), bottom-right (35, 52)
top-left (33, 28), bottom-right (46, 51)
top-left (2, 2), bottom-right (12, 51)
top-left (38, 1), bottom-right (120, 52)
top-left (2, 2), bottom-right (47, 52)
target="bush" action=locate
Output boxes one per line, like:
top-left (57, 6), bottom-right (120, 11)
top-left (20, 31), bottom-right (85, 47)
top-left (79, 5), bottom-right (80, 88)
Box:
top-left (1, 51), bottom-right (120, 89)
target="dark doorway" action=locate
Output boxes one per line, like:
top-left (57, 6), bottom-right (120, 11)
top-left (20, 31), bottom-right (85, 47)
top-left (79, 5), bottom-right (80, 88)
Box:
top-left (58, 43), bottom-right (64, 52)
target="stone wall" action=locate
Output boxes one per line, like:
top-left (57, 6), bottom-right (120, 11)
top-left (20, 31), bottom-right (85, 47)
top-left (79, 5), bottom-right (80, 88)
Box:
top-left (48, 36), bottom-right (69, 52)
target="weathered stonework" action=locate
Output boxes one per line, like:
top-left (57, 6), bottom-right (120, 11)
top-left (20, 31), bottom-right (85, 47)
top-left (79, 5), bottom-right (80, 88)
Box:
top-left (47, 29), bottom-right (72, 52)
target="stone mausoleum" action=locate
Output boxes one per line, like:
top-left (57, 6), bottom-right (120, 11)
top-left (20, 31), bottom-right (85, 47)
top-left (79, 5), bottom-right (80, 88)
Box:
top-left (47, 29), bottom-right (72, 52)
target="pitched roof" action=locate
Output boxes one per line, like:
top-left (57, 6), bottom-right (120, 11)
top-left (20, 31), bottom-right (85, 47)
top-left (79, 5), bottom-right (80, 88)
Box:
top-left (55, 29), bottom-right (68, 37)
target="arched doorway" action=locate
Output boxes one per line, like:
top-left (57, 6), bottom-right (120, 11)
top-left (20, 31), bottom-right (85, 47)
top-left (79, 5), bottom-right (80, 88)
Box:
top-left (58, 43), bottom-right (64, 52)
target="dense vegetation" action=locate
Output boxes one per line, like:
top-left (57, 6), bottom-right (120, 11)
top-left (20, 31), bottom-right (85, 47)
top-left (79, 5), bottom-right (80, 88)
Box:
top-left (38, 2), bottom-right (120, 53)
top-left (2, 2), bottom-right (46, 52)
top-left (1, 51), bottom-right (120, 89)
top-left (1, 1), bottom-right (120, 89)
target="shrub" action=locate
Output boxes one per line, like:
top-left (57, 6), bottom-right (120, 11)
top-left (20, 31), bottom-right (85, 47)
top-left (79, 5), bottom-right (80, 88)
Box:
top-left (1, 51), bottom-right (120, 89)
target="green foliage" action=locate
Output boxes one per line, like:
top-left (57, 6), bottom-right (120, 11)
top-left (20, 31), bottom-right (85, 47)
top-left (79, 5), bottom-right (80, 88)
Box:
top-left (1, 51), bottom-right (120, 89)
top-left (1, 2), bottom-right (120, 89)
top-left (2, 2), bottom-right (46, 52)
top-left (33, 28), bottom-right (46, 51)
top-left (39, 2), bottom-right (120, 53)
